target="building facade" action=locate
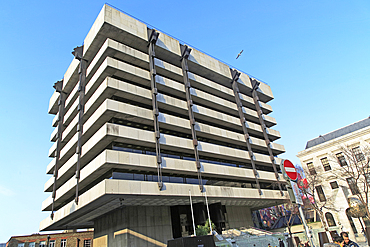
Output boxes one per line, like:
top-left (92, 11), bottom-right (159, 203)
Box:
top-left (6, 231), bottom-right (93, 247)
top-left (41, 4), bottom-right (288, 246)
top-left (297, 117), bottom-right (370, 243)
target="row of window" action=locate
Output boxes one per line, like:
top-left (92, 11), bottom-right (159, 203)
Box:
top-left (109, 71), bottom-right (266, 127)
top-left (17, 239), bottom-right (90, 247)
top-left (111, 171), bottom-right (283, 191)
top-left (307, 146), bottom-right (366, 175)
top-left (109, 114), bottom-right (277, 156)
top-left (112, 143), bottom-right (278, 172)
top-left (315, 174), bottom-right (370, 202)
top-left (324, 212), bottom-right (359, 234)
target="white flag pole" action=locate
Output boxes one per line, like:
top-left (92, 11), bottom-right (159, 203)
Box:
top-left (189, 190), bottom-right (196, 236)
top-left (204, 191), bottom-right (213, 234)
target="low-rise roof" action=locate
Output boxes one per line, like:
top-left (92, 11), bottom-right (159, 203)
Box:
top-left (305, 117), bottom-right (370, 149)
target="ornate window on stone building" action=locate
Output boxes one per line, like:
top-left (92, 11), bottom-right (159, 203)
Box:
top-left (346, 177), bottom-right (360, 195)
top-left (325, 212), bottom-right (336, 227)
top-left (352, 146), bottom-right (365, 163)
top-left (320, 157), bottom-right (331, 171)
top-left (336, 152), bottom-right (347, 167)
top-left (330, 181), bottom-right (339, 189)
top-left (315, 185), bottom-right (327, 202)
top-left (365, 173), bottom-right (370, 184)
top-left (307, 162), bottom-right (316, 175)
top-left (346, 212), bottom-right (358, 234)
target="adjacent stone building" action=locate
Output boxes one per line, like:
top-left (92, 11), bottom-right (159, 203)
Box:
top-left (6, 231), bottom-right (93, 247)
top-left (41, 4), bottom-right (288, 246)
top-left (297, 117), bottom-right (370, 243)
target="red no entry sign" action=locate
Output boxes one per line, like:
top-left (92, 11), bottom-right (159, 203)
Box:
top-left (283, 159), bottom-right (298, 181)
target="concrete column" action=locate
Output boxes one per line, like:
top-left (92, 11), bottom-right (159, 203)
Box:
top-left (94, 206), bottom-right (173, 247)
top-left (226, 206), bottom-right (253, 229)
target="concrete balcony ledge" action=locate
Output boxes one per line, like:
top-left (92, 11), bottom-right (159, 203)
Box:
top-left (84, 38), bottom-right (274, 118)
top-left (52, 112), bottom-right (59, 127)
top-left (238, 93), bottom-right (272, 115)
top-left (84, 77), bottom-right (280, 143)
top-left (187, 45), bottom-right (232, 86)
top-left (45, 158), bottom-right (56, 175)
top-left (61, 57), bottom-right (151, 130)
top-left (87, 38), bottom-right (149, 83)
top-left (40, 179), bottom-right (288, 231)
top-left (49, 88), bottom-right (281, 165)
top-left (48, 141), bottom-right (57, 158)
top-left (188, 72), bottom-right (273, 115)
top-left (83, 5), bottom-right (149, 61)
top-left (153, 30), bottom-right (182, 68)
top-left (48, 91), bottom-right (60, 115)
top-left (155, 75), bottom-right (185, 99)
top-left (50, 127), bottom-right (58, 142)
top-left (49, 122), bottom-right (282, 191)
top-left (42, 149), bottom-right (286, 211)
top-left (49, 96), bottom-right (283, 175)
top-left (63, 95), bottom-right (79, 128)
top-left (50, 4), bottom-right (275, 116)
top-left (63, 80), bottom-right (79, 115)
top-left (154, 58), bottom-right (183, 83)
top-left (61, 56), bottom-right (275, 137)
top-left (86, 74), bottom-right (275, 136)
top-left (59, 77), bottom-right (153, 148)
top-left (48, 59), bottom-right (79, 115)
top-left (237, 72), bottom-right (274, 103)
top-left (49, 95), bottom-right (283, 173)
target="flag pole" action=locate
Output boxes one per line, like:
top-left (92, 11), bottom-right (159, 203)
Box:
top-left (189, 190), bottom-right (196, 236)
top-left (204, 191), bottom-right (213, 234)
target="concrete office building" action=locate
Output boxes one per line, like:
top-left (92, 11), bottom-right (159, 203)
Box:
top-left (297, 117), bottom-right (370, 244)
top-left (41, 4), bottom-right (288, 246)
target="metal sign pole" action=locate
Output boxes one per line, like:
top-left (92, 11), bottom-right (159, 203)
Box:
top-left (281, 160), bottom-right (315, 247)
top-left (298, 203), bottom-right (315, 247)
top-left (189, 190), bottom-right (196, 236)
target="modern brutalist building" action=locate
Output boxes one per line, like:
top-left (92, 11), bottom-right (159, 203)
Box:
top-left (41, 4), bottom-right (288, 246)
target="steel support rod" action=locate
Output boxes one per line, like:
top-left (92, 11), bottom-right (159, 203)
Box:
top-left (147, 29), bottom-right (163, 190)
top-left (50, 79), bottom-right (66, 219)
top-left (72, 45), bottom-right (87, 204)
top-left (250, 78), bottom-right (284, 196)
top-left (180, 44), bottom-right (203, 192)
top-left (230, 69), bottom-right (262, 195)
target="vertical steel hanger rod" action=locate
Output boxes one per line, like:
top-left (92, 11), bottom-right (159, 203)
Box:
top-left (250, 78), bottom-right (284, 196)
top-left (230, 69), bottom-right (262, 195)
top-left (180, 44), bottom-right (204, 192)
top-left (147, 29), bottom-right (163, 190)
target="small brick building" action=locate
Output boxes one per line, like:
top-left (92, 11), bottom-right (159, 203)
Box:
top-left (6, 230), bottom-right (93, 247)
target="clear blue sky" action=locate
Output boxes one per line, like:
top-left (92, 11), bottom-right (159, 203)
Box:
top-left (0, 0), bottom-right (369, 242)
